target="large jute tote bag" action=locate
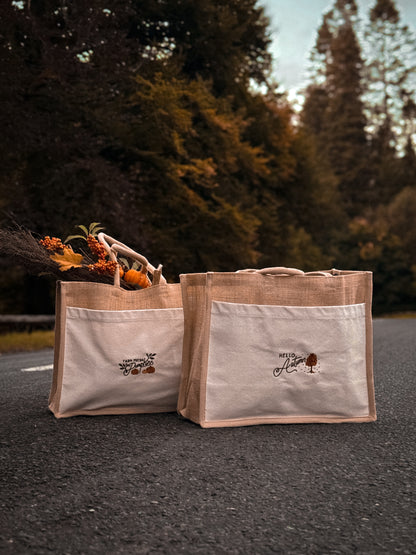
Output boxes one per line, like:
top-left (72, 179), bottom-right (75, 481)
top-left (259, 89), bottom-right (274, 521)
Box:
top-left (178, 268), bottom-right (376, 428)
top-left (49, 235), bottom-right (183, 418)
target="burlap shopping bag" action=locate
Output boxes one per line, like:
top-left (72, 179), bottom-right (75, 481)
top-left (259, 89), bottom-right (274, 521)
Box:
top-left (49, 235), bottom-right (183, 418)
top-left (178, 268), bottom-right (376, 428)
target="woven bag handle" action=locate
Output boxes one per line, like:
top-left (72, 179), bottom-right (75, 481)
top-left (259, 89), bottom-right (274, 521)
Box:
top-left (97, 233), bottom-right (166, 287)
top-left (238, 267), bottom-right (332, 277)
top-left (238, 267), bottom-right (304, 276)
top-left (305, 271), bottom-right (333, 277)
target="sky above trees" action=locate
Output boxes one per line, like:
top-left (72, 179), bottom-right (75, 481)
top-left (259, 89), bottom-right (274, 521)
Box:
top-left (262, 0), bottom-right (416, 92)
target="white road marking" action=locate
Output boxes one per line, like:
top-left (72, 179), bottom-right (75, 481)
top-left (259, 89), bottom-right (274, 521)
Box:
top-left (21, 364), bottom-right (53, 372)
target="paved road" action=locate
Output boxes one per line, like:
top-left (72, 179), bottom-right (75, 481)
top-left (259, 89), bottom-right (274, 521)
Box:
top-left (1, 319), bottom-right (415, 554)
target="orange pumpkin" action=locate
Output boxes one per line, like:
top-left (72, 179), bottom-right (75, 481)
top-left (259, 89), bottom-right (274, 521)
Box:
top-left (123, 268), bottom-right (151, 288)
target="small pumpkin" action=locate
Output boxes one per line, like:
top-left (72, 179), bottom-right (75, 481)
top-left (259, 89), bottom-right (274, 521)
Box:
top-left (123, 268), bottom-right (151, 288)
top-left (131, 368), bottom-right (139, 375)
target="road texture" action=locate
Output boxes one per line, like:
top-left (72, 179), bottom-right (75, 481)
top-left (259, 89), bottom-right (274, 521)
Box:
top-left (1, 319), bottom-right (415, 554)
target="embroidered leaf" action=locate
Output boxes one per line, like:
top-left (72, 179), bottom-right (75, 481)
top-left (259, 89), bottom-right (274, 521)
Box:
top-left (50, 247), bottom-right (84, 271)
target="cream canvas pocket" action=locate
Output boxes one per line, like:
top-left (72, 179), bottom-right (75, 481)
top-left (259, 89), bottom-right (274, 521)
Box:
top-left (59, 306), bottom-right (183, 414)
top-left (205, 302), bottom-right (368, 423)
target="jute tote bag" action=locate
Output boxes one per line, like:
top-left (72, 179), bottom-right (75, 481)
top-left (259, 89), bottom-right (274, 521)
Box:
top-left (178, 268), bottom-right (376, 428)
top-left (49, 235), bottom-right (183, 418)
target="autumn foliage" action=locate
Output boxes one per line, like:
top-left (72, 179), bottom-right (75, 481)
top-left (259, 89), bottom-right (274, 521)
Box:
top-left (0, 0), bottom-right (415, 314)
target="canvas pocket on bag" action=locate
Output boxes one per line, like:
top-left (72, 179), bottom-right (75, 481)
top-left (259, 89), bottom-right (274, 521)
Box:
top-left (204, 301), bottom-right (368, 423)
top-left (58, 306), bottom-right (184, 415)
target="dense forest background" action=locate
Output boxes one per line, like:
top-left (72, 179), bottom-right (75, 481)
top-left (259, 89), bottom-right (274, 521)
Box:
top-left (0, 0), bottom-right (415, 314)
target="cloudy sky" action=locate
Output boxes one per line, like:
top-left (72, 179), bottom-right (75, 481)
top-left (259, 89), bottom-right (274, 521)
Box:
top-left (261, 0), bottom-right (416, 93)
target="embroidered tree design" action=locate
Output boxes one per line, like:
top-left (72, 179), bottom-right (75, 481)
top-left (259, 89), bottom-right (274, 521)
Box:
top-left (306, 353), bottom-right (318, 373)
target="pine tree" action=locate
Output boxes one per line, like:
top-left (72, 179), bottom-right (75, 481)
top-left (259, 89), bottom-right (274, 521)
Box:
top-left (161, 0), bottom-right (272, 95)
top-left (325, 22), bottom-right (369, 212)
top-left (367, 117), bottom-right (403, 203)
top-left (302, 1), bottom-right (369, 215)
top-left (362, 0), bottom-right (416, 151)
top-left (243, 93), bottom-right (340, 271)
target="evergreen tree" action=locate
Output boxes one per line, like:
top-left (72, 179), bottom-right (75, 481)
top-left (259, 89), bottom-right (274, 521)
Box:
top-left (362, 0), bottom-right (416, 151)
top-left (325, 22), bottom-right (369, 212)
top-left (301, 84), bottom-right (329, 138)
top-left (302, 1), bottom-right (369, 215)
top-left (367, 117), bottom-right (402, 203)
top-left (160, 0), bottom-right (272, 95)
top-left (243, 93), bottom-right (340, 270)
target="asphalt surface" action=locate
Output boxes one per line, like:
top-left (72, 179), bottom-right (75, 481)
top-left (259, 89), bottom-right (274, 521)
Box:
top-left (1, 319), bottom-right (415, 555)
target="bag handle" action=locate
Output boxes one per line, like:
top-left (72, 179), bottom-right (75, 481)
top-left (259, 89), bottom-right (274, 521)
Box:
top-left (238, 267), bottom-right (332, 277)
top-left (97, 233), bottom-right (166, 287)
top-left (237, 267), bottom-right (304, 276)
top-left (305, 271), bottom-right (333, 277)
top-left (257, 267), bottom-right (305, 276)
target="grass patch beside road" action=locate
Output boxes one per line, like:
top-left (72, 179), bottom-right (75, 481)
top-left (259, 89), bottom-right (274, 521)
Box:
top-left (377, 312), bottom-right (416, 319)
top-left (0, 330), bottom-right (54, 353)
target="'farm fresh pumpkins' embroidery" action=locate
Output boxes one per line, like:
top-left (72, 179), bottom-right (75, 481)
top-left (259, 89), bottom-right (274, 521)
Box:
top-left (119, 353), bottom-right (156, 376)
top-left (273, 352), bottom-right (319, 378)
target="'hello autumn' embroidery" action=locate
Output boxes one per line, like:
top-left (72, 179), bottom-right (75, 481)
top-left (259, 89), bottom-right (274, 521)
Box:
top-left (273, 352), bottom-right (319, 378)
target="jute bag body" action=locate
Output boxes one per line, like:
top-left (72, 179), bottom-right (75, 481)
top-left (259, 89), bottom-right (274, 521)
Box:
top-left (49, 236), bottom-right (183, 418)
top-left (178, 269), bottom-right (376, 428)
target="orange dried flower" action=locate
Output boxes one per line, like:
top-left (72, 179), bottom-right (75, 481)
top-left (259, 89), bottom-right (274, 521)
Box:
top-left (88, 260), bottom-right (118, 276)
top-left (87, 235), bottom-right (107, 260)
top-left (39, 236), bottom-right (64, 252)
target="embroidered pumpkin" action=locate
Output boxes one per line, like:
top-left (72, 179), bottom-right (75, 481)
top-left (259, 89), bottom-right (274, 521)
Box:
top-left (131, 368), bottom-right (139, 375)
top-left (142, 366), bottom-right (155, 374)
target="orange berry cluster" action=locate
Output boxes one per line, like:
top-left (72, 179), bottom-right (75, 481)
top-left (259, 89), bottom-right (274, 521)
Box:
top-left (39, 236), bottom-right (64, 252)
top-left (87, 235), bottom-right (107, 260)
top-left (88, 260), bottom-right (118, 276)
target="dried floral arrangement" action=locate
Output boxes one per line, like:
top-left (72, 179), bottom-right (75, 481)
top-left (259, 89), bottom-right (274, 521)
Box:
top-left (0, 223), bottom-right (150, 290)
